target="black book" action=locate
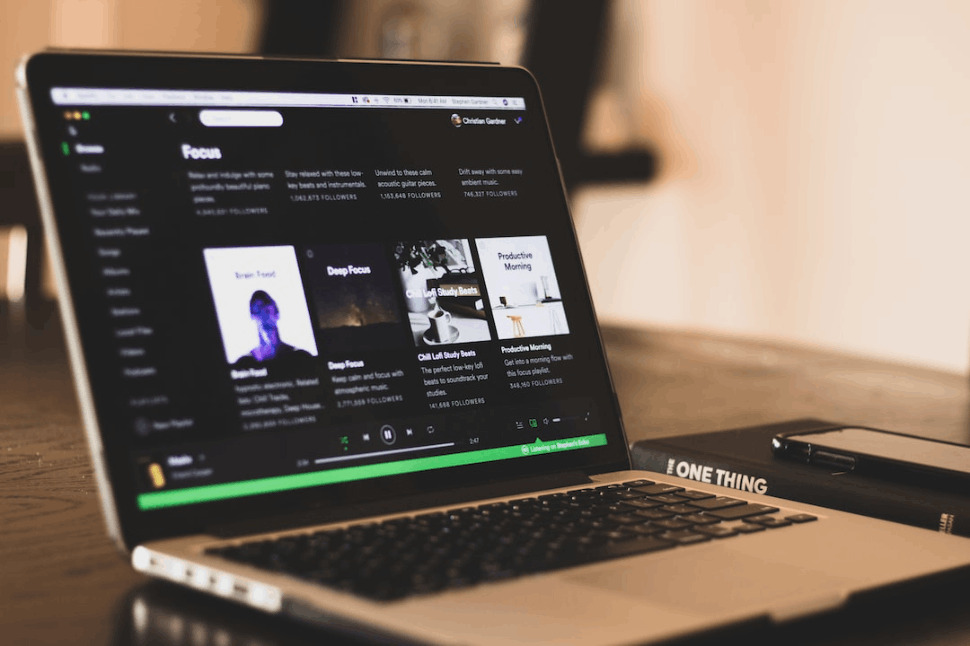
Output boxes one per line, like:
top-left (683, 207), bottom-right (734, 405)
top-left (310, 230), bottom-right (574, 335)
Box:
top-left (630, 418), bottom-right (970, 537)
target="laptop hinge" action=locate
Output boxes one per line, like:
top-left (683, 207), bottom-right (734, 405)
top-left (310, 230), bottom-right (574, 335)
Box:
top-left (206, 470), bottom-right (593, 539)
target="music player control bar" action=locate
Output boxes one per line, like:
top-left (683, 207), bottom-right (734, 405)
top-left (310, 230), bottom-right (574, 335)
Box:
top-left (313, 442), bottom-right (455, 466)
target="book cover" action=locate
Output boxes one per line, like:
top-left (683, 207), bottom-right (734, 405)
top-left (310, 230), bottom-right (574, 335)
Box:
top-left (630, 418), bottom-right (970, 537)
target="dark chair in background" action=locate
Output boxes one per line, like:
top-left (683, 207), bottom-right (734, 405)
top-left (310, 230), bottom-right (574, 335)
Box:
top-left (260, 0), bottom-right (656, 194)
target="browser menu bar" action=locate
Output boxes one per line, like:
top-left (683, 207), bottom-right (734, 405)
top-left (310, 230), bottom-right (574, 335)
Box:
top-left (51, 87), bottom-right (527, 110)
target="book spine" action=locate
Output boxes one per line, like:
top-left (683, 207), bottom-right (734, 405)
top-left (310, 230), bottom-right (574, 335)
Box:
top-left (633, 448), bottom-right (774, 497)
top-left (633, 445), bottom-right (969, 538)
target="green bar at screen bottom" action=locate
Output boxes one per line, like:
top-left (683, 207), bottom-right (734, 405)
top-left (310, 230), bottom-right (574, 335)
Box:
top-left (137, 433), bottom-right (609, 510)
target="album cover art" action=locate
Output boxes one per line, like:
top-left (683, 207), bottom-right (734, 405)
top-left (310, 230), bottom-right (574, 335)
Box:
top-left (475, 235), bottom-right (569, 339)
top-left (303, 243), bottom-right (408, 353)
top-left (393, 239), bottom-right (492, 347)
top-left (203, 245), bottom-right (318, 365)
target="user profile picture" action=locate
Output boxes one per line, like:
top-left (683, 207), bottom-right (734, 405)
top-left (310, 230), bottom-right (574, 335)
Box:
top-left (451, 113), bottom-right (462, 127)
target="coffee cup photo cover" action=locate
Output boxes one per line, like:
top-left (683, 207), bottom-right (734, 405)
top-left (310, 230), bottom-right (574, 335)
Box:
top-left (393, 239), bottom-right (492, 347)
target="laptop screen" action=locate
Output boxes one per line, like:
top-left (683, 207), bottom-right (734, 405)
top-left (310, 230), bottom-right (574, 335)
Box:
top-left (23, 54), bottom-right (628, 541)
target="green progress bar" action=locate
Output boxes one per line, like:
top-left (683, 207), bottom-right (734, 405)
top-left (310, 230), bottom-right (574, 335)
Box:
top-left (138, 433), bottom-right (608, 510)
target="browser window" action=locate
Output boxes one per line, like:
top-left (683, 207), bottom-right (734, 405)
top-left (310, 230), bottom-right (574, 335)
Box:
top-left (48, 85), bottom-right (609, 510)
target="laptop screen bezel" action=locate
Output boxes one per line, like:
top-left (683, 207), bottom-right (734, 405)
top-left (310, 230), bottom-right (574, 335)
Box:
top-left (22, 51), bottom-right (631, 549)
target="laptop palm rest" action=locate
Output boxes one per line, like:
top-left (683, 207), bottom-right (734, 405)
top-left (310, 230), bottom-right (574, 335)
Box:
top-left (567, 544), bottom-right (849, 617)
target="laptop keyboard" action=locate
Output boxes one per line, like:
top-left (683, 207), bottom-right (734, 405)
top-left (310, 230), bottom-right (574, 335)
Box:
top-left (207, 480), bottom-right (816, 601)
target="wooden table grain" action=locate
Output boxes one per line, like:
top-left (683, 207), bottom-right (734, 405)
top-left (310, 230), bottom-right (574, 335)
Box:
top-left (2, 320), bottom-right (969, 645)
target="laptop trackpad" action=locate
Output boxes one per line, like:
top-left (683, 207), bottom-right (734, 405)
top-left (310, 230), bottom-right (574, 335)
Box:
top-left (564, 546), bottom-right (853, 616)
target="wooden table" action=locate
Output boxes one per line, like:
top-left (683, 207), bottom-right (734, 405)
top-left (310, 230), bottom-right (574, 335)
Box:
top-left (3, 319), bottom-right (970, 645)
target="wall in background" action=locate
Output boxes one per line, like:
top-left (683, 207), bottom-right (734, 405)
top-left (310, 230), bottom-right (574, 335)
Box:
top-left (0, 0), bottom-right (260, 139)
top-left (575, 0), bottom-right (970, 374)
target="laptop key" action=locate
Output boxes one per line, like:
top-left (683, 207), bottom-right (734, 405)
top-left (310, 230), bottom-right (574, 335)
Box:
top-left (676, 489), bottom-right (716, 501)
top-left (687, 496), bottom-right (746, 510)
top-left (607, 513), bottom-right (648, 525)
top-left (786, 514), bottom-right (818, 523)
top-left (660, 530), bottom-right (711, 545)
top-left (622, 479), bottom-right (654, 487)
top-left (632, 484), bottom-right (685, 495)
top-left (628, 522), bottom-right (664, 535)
top-left (660, 504), bottom-right (697, 515)
top-left (745, 515), bottom-right (793, 528)
top-left (652, 518), bottom-right (693, 531)
top-left (607, 490), bottom-right (648, 500)
top-left (732, 523), bottom-right (766, 533)
top-left (679, 513), bottom-right (720, 525)
top-left (704, 503), bottom-right (779, 521)
top-left (538, 492), bottom-right (569, 501)
top-left (694, 524), bottom-right (737, 539)
top-left (620, 499), bottom-right (663, 510)
top-left (647, 493), bottom-right (689, 504)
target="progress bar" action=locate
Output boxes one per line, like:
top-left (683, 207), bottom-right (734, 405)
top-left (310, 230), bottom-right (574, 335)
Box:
top-left (314, 442), bottom-right (456, 466)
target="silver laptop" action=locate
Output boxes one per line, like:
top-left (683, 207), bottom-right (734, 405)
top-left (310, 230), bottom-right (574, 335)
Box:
top-left (18, 50), bottom-right (970, 645)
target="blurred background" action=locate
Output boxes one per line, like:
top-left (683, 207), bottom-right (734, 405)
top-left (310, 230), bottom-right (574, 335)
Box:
top-left (3, 0), bottom-right (970, 373)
